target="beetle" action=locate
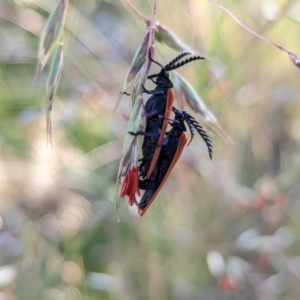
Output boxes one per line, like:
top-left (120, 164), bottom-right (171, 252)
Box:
top-left (137, 107), bottom-right (213, 216)
top-left (129, 52), bottom-right (205, 179)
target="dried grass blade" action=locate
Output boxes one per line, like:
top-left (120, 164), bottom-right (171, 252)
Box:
top-left (173, 72), bottom-right (232, 143)
top-left (36, 0), bottom-right (68, 80)
top-left (46, 42), bottom-right (64, 145)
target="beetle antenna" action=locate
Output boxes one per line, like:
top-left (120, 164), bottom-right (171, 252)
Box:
top-left (182, 111), bottom-right (213, 159)
top-left (148, 50), bottom-right (164, 68)
top-left (168, 55), bottom-right (205, 71)
top-left (164, 52), bottom-right (191, 71)
top-left (185, 116), bottom-right (196, 146)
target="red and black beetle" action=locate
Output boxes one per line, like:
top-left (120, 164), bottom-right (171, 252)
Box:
top-left (137, 107), bottom-right (213, 216)
top-left (123, 52), bottom-right (213, 215)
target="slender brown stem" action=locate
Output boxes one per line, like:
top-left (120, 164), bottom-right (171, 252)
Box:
top-left (207, 0), bottom-right (298, 59)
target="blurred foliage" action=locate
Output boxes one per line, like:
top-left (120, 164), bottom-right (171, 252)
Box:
top-left (1, 0), bottom-right (300, 299)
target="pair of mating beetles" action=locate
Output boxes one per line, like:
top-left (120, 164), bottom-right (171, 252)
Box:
top-left (127, 52), bottom-right (213, 216)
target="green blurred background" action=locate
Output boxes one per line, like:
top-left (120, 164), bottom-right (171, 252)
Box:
top-left (1, 0), bottom-right (300, 299)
